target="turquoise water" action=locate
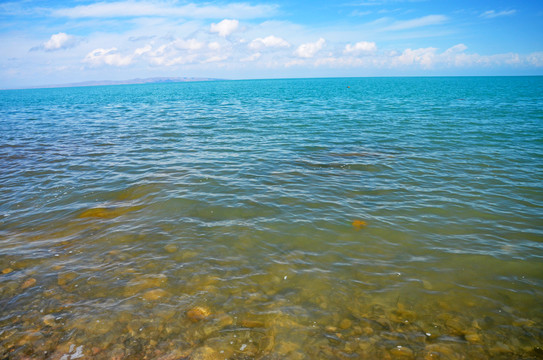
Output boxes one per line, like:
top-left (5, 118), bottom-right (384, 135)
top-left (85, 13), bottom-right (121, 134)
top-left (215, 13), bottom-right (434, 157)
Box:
top-left (0, 77), bottom-right (542, 359)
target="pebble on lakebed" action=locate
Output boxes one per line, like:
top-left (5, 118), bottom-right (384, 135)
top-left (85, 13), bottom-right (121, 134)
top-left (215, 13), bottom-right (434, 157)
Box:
top-left (143, 288), bottom-right (169, 300)
top-left (352, 219), bottom-right (367, 230)
top-left (187, 306), bottom-right (211, 322)
top-left (21, 277), bottom-right (37, 289)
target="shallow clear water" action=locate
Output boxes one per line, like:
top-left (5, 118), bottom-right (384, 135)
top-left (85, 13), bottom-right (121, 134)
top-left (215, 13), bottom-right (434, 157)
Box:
top-left (1, 77), bottom-right (542, 359)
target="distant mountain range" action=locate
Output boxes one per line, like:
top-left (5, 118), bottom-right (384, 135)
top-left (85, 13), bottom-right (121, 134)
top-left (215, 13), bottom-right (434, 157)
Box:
top-left (21, 77), bottom-right (223, 89)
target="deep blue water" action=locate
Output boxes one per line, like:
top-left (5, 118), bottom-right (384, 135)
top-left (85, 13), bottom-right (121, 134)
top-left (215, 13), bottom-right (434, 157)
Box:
top-left (0, 77), bottom-right (542, 359)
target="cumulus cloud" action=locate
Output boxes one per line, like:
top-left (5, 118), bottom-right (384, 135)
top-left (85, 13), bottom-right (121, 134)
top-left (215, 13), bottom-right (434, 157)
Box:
top-left (173, 39), bottom-right (204, 51)
top-left (241, 52), bottom-right (262, 62)
top-left (344, 41), bottom-right (377, 55)
top-left (480, 10), bottom-right (516, 19)
top-left (208, 42), bottom-right (221, 51)
top-left (295, 38), bottom-right (325, 58)
top-left (210, 19), bottom-right (239, 37)
top-left (300, 43), bottom-right (529, 71)
top-left (394, 47), bottom-right (437, 68)
top-left (32, 32), bottom-right (78, 52)
top-left (249, 36), bottom-right (290, 50)
top-left (526, 52), bottom-right (543, 67)
top-left (84, 48), bottom-right (133, 67)
top-left (203, 55), bottom-right (229, 63)
top-left (54, 1), bottom-right (276, 19)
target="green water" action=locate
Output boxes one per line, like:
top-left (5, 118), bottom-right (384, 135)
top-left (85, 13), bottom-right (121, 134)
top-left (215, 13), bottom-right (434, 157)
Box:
top-left (0, 77), bottom-right (542, 359)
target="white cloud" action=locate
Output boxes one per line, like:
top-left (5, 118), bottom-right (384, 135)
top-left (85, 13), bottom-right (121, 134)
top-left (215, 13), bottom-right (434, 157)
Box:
top-left (208, 42), bottom-right (221, 51)
top-left (394, 47), bottom-right (437, 68)
top-left (134, 44), bottom-right (152, 56)
top-left (54, 1), bottom-right (276, 19)
top-left (37, 32), bottom-right (78, 51)
top-left (241, 52), bottom-right (262, 62)
top-left (527, 52), bottom-right (543, 67)
top-left (249, 36), bottom-right (290, 50)
top-left (210, 19), bottom-right (239, 37)
top-left (173, 39), bottom-right (204, 51)
top-left (480, 10), bottom-right (516, 19)
top-left (444, 43), bottom-right (467, 54)
top-left (344, 41), bottom-right (377, 55)
top-left (204, 55), bottom-right (229, 63)
top-left (295, 38), bottom-right (325, 58)
top-left (83, 48), bottom-right (133, 67)
top-left (384, 15), bottom-right (447, 31)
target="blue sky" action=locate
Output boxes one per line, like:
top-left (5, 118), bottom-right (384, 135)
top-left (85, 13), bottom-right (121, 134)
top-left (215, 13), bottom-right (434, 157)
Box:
top-left (1, 0), bottom-right (542, 87)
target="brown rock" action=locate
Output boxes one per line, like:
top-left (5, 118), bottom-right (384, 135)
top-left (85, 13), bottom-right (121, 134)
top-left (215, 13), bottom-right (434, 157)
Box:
top-left (339, 318), bottom-right (352, 329)
top-left (187, 306), bottom-right (211, 322)
top-left (21, 278), bottom-right (36, 289)
top-left (42, 314), bottom-right (56, 326)
top-left (464, 331), bottom-right (481, 343)
top-left (143, 289), bottom-right (169, 301)
top-left (190, 346), bottom-right (220, 360)
top-left (389, 345), bottom-right (414, 358)
top-left (216, 314), bottom-right (233, 327)
top-left (57, 272), bottom-right (77, 286)
top-left (240, 319), bottom-right (265, 328)
top-left (352, 219), bottom-right (368, 230)
top-left (2, 268), bottom-right (13, 274)
top-left (164, 244), bottom-right (178, 253)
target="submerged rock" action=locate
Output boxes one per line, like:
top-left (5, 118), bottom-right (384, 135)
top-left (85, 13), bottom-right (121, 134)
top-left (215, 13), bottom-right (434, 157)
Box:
top-left (339, 318), bottom-right (352, 330)
top-left (21, 277), bottom-right (37, 289)
top-left (190, 346), bottom-right (220, 360)
top-left (57, 272), bottom-right (78, 286)
top-left (42, 314), bottom-right (56, 326)
top-left (187, 306), bottom-right (211, 322)
top-left (2, 268), bottom-right (13, 274)
top-left (240, 319), bottom-right (265, 328)
top-left (389, 345), bottom-right (414, 359)
top-left (125, 274), bottom-right (168, 296)
top-left (164, 244), bottom-right (178, 253)
top-left (78, 205), bottom-right (143, 219)
top-left (464, 332), bottom-right (481, 344)
top-left (143, 289), bottom-right (169, 301)
top-left (352, 219), bottom-right (368, 230)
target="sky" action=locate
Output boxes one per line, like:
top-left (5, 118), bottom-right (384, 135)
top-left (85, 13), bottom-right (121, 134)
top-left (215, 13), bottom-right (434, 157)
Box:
top-left (1, 0), bottom-right (542, 88)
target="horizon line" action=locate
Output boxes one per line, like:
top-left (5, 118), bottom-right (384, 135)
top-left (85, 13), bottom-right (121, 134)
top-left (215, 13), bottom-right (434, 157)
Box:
top-left (2, 74), bottom-right (542, 91)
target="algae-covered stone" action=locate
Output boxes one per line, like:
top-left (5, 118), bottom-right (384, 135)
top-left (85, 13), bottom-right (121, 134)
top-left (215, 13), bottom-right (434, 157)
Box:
top-left (21, 277), bottom-right (37, 289)
top-left (445, 317), bottom-right (465, 335)
top-left (424, 344), bottom-right (455, 358)
top-left (277, 342), bottom-right (301, 356)
top-left (125, 274), bottom-right (168, 296)
top-left (464, 332), bottom-right (481, 343)
top-left (240, 319), bottom-right (265, 328)
top-left (216, 314), bottom-right (234, 327)
top-left (513, 318), bottom-right (535, 327)
top-left (164, 244), bottom-right (178, 253)
top-left (389, 345), bottom-right (414, 359)
top-left (57, 272), bottom-right (77, 286)
top-left (190, 346), bottom-right (220, 360)
top-left (187, 306), bottom-right (211, 322)
top-left (339, 318), bottom-right (352, 330)
top-left (88, 318), bottom-right (115, 335)
top-left (143, 289), bottom-right (169, 301)
top-left (42, 314), bottom-right (56, 326)
top-left (422, 280), bottom-right (433, 290)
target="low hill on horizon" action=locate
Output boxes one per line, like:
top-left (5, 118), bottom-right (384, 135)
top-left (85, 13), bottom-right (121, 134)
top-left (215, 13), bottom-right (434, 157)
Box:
top-left (14, 77), bottom-right (223, 90)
